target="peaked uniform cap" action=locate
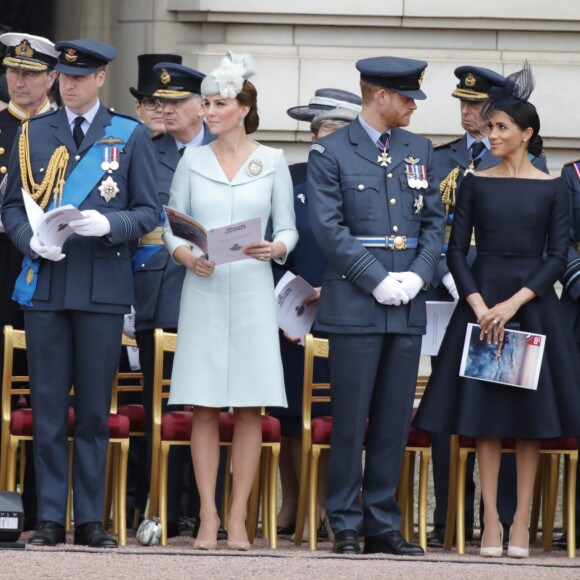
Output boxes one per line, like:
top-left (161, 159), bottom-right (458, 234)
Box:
top-left (1, 32), bottom-right (58, 72)
top-left (452, 66), bottom-right (506, 102)
top-left (356, 56), bottom-right (428, 100)
top-left (152, 62), bottom-right (205, 100)
top-left (55, 39), bottom-right (116, 76)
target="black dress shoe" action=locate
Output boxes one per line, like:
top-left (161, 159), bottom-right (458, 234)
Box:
top-left (427, 525), bottom-right (474, 548)
top-left (364, 530), bottom-right (425, 556)
top-left (427, 526), bottom-right (446, 548)
top-left (74, 522), bottom-right (117, 548)
top-left (332, 529), bottom-right (360, 554)
top-left (28, 521), bottom-right (66, 546)
top-left (276, 522), bottom-right (296, 536)
top-left (217, 527), bottom-right (228, 540)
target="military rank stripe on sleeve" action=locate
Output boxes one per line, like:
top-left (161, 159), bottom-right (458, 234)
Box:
top-left (562, 257), bottom-right (580, 291)
top-left (417, 248), bottom-right (437, 271)
top-left (115, 211), bottom-right (133, 240)
top-left (345, 252), bottom-right (375, 283)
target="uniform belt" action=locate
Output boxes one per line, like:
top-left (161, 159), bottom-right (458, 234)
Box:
top-left (139, 226), bottom-right (164, 246)
top-left (444, 225), bottom-right (476, 246)
top-left (356, 235), bottom-right (418, 250)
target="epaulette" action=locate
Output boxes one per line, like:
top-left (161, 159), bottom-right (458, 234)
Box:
top-left (28, 108), bottom-right (59, 121)
top-left (107, 108), bottom-right (140, 125)
top-left (434, 137), bottom-right (461, 151)
top-left (564, 157), bottom-right (580, 167)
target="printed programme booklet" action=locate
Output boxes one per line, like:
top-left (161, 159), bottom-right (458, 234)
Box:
top-left (459, 322), bottom-right (546, 390)
top-left (22, 187), bottom-right (83, 247)
top-left (274, 271), bottom-right (318, 345)
top-left (164, 205), bottom-right (262, 265)
top-left (421, 300), bottom-right (457, 356)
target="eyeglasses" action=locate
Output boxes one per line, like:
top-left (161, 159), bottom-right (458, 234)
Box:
top-left (139, 98), bottom-right (161, 111)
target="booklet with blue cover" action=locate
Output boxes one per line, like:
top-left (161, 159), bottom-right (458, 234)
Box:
top-left (459, 323), bottom-right (546, 390)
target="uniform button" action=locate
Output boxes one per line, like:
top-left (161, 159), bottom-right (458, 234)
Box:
top-left (387, 173), bottom-right (393, 179)
top-left (389, 198), bottom-right (397, 205)
top-left (0, 166), bottom-right (7, 174)
top-left (0, 147), bottom-right (5, 155)
top-left (141, 264), bottom-right (145, 268)
top-left (75, 155), bottom-right (81, 161)
top-left (117, 252), bottom-right (121, 257)
top-left (392, 225), bottom-right (399, 233)
top-left (358, 184), bottom-right (365, 191)
top-left (341, 274), bottom-right (346, 279)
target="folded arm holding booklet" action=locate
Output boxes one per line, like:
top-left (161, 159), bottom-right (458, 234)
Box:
top-left (459, 322), bottom-right (546, 390)
top-left (163, 205), bottom-right (262, 265)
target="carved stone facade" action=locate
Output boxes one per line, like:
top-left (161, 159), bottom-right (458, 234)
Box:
top-left (53, 0), bottom-right (580, 170)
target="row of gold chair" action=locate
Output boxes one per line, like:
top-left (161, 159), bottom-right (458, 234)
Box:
top-left (1, 325), bottom-right (280, 547)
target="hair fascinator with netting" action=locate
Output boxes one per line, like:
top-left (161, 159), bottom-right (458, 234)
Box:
top-left (201, 51), bottom-right (257, 98)
top-left (483, 60), bottom-right (535, 116)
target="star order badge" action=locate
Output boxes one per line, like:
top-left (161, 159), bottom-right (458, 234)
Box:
top-left (98, 175), bottom-right (119, 202)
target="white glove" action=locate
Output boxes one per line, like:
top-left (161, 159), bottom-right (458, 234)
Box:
top-left (388, 271), bottom-right (424, 301)
top-left (372, 275), bottom-right (410, 306)
top-left (441, 272), bottom-right (459, 300)
top-left (123, 305), bottom-right (136, 339)
top-left (69, 209), bottom-right (111, 237)
top-left (30, 235), bottom-right (66, 261)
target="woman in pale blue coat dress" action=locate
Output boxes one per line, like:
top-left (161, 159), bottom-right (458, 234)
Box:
top-left (162, 51), bottom-right (298, 550)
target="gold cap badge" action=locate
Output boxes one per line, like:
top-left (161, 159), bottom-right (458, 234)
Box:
top-left (160, 68), bottom-right (171, 85)
top-left (465, 73), bottom-right (476, 87)
top-left (64, 48), bottom-right (78, 63)
top-left (15, 39), bottom-right (34, 58)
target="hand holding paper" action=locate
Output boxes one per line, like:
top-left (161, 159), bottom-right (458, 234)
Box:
top-left (69, 210), bottom-right (111, 237)
top-left (30, 235), bottom-right (66, 261)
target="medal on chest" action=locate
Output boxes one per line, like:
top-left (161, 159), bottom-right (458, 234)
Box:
top-left (101, 146), bottom-right (120, 172)
top-left (405, 163), bottom-right (428, 189)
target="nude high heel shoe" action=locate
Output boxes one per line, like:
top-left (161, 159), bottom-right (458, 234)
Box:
top-left (480, 522), bottom-right (504, 558)
top-left (507, 525), bottom-right (529, 558)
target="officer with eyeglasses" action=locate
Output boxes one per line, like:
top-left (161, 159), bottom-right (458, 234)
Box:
top-left (130, 53), bottom-right (183, 138)
top-left (130, 60), bottom-right (217, 539)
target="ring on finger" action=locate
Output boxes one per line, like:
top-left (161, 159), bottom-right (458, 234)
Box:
top-left (492, 319), bottom-right (498, 324)
top-left (258, 254), bottom-right (265, 261)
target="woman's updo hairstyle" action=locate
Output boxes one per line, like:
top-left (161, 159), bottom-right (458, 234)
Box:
top-left (482, 61), bottom-right (543, 157)
top-left (201, 50), bottom-right (259, 134)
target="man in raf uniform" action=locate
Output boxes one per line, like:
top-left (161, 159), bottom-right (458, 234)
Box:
top-left (1, 38), bottom-right (159, 547)
top-left (0, 32), bottom-right (59, 530)
top-left (132, 60), bottom-right (217, 536)
top-left (427, 66), bottom-right (549, 549)
top-left (554, 158), bottom-right (580, 550)
top-left (307, 56), bottom-right (445, 555)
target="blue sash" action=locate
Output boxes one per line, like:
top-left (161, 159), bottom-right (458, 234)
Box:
top-left (13, 115), bottom-right (137, 306)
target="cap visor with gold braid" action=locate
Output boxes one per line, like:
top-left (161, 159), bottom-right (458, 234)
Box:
top-left (152, 62), bottom-right (205, 100)
top-left (1, 32), bottom-right (58, 72)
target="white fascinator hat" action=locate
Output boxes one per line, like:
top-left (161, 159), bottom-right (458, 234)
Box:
top-left (201, 50), bottom-right (257, 98)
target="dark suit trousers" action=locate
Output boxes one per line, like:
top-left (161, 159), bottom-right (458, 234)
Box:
top-left (326, 332), bottom-right (421, 536)
top-left (25, 310), bottom-right (123, 526)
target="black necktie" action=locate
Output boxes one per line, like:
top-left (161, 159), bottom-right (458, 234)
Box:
top-left (470, 141), bottom-right (486, 167)
top-left (178, 146), bottom-right (186, 157)
top-left (377, 132), bottom-right (390, 151)
top-left (73, 116), bottom-right (85, 149)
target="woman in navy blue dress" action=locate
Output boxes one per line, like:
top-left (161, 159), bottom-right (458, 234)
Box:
top-left (414, 64), bottom-right (580, 558)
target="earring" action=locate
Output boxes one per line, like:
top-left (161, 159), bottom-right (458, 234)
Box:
top-left (238, 116), bottom-right (245, 127)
